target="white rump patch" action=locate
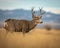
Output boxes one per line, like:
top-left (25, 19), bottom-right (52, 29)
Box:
top-left (4, 22), bottom-right (8, 27)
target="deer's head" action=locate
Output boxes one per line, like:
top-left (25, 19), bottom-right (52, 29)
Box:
top-left (32, 7), bottom-right (43, 24)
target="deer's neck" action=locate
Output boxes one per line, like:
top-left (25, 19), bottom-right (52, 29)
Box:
top-left (29, 20), bottom-right (37, 30)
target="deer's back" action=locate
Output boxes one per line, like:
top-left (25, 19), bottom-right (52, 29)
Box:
top-left (5, 19), bottom-right (30, 32)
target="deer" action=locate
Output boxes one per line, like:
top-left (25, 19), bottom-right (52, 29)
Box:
top-left (4, 7), bottom-right (43, 35)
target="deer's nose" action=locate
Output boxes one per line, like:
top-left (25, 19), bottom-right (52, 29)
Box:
top-left (40, 20), bottom-right (43, 23)
top-left (40, 21), bottom-right (43, 23)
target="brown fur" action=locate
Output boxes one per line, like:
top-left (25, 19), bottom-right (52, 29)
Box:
top-left (4, 8), bottom-right (43, 34)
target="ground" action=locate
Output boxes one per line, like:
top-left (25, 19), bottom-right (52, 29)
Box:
top-left (0, 28), bottom-right (60, 48)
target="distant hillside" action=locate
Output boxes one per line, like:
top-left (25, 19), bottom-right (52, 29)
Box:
top-left (0, 9), bottom-right (60, 29)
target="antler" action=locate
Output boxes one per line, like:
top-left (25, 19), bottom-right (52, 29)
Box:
top-left (32, 7), bottom-right (35, 18)
top-left (39, 7), bottom-right (43, 15)
top-left (39, 7), bottom-right (45, 15)
top-left (39, 7), bottom-right (43, 18)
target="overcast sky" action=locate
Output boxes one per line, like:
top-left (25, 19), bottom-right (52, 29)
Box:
top-left (0, 0), bottom-right (60, 14)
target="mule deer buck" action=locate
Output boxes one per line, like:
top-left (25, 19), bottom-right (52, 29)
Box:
top-left (4, 7), bottom-right (43, 35)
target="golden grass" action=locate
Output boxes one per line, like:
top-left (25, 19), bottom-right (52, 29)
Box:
top-left (0, 28), bottom-right (60, 48)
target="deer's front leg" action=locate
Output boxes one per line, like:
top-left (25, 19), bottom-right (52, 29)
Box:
top-left (22, 29), bottom-right (26, 36)
top-left (22, 25), bottom-right (26, 36)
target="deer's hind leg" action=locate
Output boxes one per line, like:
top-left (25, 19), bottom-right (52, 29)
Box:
top-left (22, 29), bottom-right (26, 36)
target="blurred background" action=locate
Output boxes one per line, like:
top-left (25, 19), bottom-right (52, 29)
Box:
top-left (0, 0), bottom-right (60, 30)
top-left (0, 0), bottom-right (60, 48)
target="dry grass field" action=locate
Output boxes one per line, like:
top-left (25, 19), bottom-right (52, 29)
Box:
top-left (0, 28), bottom-right (60, 48)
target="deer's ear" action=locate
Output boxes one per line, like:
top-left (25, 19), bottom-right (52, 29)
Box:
top-left (38, 16), bottom-right (42, 19)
